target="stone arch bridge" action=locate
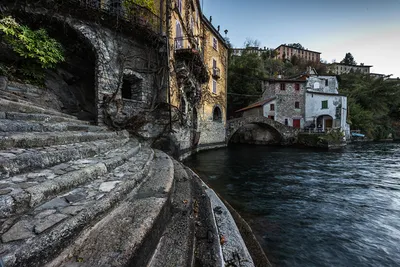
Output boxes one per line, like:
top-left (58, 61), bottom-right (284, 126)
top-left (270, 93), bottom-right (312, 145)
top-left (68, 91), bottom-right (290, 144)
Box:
top-left (226, 116), bottom-right (300, 145)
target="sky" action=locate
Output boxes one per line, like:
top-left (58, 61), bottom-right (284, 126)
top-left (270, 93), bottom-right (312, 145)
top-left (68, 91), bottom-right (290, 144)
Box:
top-left (201, 0), bottom-right (400, 77)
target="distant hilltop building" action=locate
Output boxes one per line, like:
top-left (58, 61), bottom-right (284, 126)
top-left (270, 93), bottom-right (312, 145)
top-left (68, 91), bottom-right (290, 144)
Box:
top-left (274, 44), bottom-right (321, 63)
top-left (231, 46), bottom-right (269, 57)
top-left (329, 63), bottom-right (372, 75)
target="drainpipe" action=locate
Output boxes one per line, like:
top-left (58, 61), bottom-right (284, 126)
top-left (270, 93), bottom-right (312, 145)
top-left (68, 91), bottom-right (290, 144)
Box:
top-left (166, 0), bottom-right (172, 131)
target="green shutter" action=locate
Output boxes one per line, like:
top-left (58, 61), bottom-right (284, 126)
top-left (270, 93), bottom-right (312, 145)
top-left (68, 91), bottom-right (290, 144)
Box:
top-left (322, 100), bottom-right (328, 109)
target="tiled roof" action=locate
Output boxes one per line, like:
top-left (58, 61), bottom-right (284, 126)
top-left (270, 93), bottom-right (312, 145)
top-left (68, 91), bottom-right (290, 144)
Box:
top-left (235, 97), bottom-right (276, 113)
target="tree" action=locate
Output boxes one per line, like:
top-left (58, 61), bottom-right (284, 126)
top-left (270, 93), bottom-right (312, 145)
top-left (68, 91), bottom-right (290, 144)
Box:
top-left (287, 43), bottom-right (304, 50)
top-left (244, 38), bottom-right (261, 48)
top-left (0, 16), bottom-right (64, 69)
top-left (340, 73), bottom-right (400, 139)
top-left (340, 53), bottom-right (356, 65)
top-left (227, 51), bottom-right (264, 117)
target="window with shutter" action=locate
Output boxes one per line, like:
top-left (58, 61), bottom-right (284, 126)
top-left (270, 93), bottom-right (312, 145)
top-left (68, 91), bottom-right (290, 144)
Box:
top-left (212, 79), bottom-right (217, 94)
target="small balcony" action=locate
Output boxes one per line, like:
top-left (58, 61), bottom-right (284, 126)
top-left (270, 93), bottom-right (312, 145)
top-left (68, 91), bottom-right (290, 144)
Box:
top-left (174, 36), bottom-right (201, 56)
top-left (212, 67), bottom-right (221, 79)
top-left (174, 36), bottom-right (209, 84)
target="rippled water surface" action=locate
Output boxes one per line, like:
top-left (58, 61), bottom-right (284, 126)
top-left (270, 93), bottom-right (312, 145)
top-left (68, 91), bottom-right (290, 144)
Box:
top-left (184, 143), bottom-right (400, 267)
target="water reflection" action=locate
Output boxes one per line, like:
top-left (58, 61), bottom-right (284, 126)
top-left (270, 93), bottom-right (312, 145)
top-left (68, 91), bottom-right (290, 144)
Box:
top-left (185, 143), bottom-right (400, 267)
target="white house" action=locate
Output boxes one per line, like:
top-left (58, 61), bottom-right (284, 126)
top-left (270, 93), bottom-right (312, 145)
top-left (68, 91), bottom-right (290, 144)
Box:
top-left (304, 75), bottom-right (349, 138)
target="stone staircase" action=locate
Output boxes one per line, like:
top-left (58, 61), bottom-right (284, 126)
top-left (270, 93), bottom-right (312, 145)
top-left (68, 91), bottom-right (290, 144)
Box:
top-left (0, 89), bottom-right (262, 267)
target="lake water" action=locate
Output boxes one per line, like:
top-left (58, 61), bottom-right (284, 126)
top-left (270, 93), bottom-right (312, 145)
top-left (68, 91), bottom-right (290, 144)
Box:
top-left (184, 142), bottom-right (400, 267)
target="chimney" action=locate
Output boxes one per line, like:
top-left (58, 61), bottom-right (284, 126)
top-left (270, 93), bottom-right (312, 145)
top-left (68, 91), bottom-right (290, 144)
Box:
top-left (217, 25), bottom-right (220, 32)
top-left (210, 16), bottom-right (212, 23)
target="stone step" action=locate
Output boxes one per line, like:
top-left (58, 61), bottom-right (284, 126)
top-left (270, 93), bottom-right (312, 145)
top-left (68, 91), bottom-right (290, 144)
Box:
top-left (0, 88), bottom-right (40, 102)
top-left (0, 140), bottom-right (141, 219)
top-left (188, 167), bottom-right (225, 267)
top-left (0, 130), bottom-right (129, 150)
top-left (2, 112), bottom-right (90, 125)
top-left (0, 119), bottom-right (106, 133)
top-left (187, 168), bottom-right (257, 267)
top-left (0, 136), bottom-right (130, 176)
top-left (0, 98), bottom-right (77, 120)
top-left (205, 187), bottom-right (255, 267)
top-left (45, 150), bottom-right (174, 267)
top-left (147, 160), bottom-right (196, 267)
top-left (0, 147), bottom-right (155, 267)
top-left (3, 82), bottom-right (41, 94)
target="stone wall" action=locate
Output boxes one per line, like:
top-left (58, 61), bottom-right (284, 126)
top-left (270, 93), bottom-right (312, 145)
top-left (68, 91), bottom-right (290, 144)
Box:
top-left (198, 120), bottom-right (226, 145)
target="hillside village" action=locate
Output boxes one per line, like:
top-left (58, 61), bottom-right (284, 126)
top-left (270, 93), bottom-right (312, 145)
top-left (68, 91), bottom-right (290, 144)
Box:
top-left (229, 43), bottom-right (400, 143)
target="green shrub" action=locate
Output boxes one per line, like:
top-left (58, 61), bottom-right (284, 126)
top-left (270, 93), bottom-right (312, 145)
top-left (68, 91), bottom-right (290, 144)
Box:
top-left (0, 16), bottom-right (64, 69)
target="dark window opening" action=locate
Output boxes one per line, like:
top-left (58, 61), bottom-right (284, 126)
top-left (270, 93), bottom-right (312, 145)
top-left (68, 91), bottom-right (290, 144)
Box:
top-left (268, 115), bottom-right (275, 120)
top-left (285, 119), bottom-right (288, 125)
top-left (325, 79), bottom-right (329, 86)
top-left (295, 101), bottom-right (300, 109)
top-left (295, 83), bottom-right (300, 91)
top-left (213, 106), bottom-right (222, 122)
top-left (280, 83), bottom-right (286, 90)
top-left (270, 104), bottom-right (275, 111)
top-left (121, 78), bottom-right (132, 99)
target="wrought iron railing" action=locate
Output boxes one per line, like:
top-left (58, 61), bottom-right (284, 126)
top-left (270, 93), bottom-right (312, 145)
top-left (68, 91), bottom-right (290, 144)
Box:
top-left (174, 36), bottom-right (200, 52)
top-left (29, 0), bottom-right (162, 35)
top-left (212, 67), bottom-right (221, 78)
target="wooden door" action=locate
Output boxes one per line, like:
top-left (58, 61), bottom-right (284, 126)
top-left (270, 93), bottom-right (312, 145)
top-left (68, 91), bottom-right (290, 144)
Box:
top-left (293, 119), bottom-right (301, 128)
top-left (325, 119), bottom-right (333, 130)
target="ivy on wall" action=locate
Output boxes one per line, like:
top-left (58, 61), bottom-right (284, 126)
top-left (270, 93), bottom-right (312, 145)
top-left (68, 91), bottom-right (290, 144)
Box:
top-left (0, 16), bottom-right (64, 69)
top-left (123, 0), bottom-right (156, 13)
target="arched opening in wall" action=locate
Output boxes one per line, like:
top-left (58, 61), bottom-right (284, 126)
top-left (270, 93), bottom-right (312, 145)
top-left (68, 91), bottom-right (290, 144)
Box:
top-left (3, 13), bottom-right (97, 122)
top-left (121, 78), bottom-right (133, 99)
top-left (316, 115), bottom-right (333, 132)
top-left (213, 106), bottom-right (222, 122)
top-left (121, 71), bottom-right (143, 101)
top-left (229, 122), bottom-right (282, 145)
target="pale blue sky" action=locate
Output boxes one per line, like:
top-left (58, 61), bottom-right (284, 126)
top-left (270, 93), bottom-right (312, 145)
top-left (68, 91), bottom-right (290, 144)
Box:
top-left (201, 0), bottom-right (400, 77)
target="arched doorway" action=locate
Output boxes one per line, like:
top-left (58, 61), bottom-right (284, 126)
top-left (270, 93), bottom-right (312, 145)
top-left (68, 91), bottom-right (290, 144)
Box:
top-left (5, 12), bottom-right (97, 122)
top-left (317, 115), bottom-right (333, 132)
top-left (213, 106), bottom-right (222, 122)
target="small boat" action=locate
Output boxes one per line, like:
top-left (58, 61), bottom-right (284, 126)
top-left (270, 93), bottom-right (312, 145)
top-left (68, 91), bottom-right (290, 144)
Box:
top-left (351, 132), bottom-right (365, 138)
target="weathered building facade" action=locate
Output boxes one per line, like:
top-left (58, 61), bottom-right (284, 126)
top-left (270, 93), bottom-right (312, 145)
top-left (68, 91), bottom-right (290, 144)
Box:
top-left (197, 15), bottom-right (228, 149)
top-left (260, 79), bottom-right (307, 128)
top-left (275, 44), bottom-right (321, 62)
top-left (304, 75), bottom-right (349, 136)
top-left (159, 0), bottom-right (228, 157)
top-left (328, 63), bottom-right (372, 75)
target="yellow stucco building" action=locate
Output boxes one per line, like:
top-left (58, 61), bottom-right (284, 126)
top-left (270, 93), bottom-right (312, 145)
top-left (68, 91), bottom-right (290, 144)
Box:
top-left (164, 0), bottom-right (228, 154)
